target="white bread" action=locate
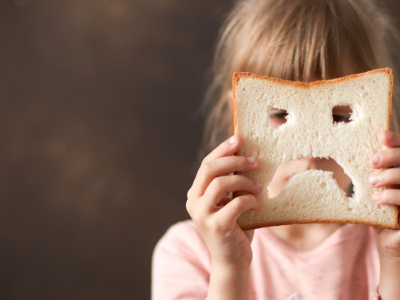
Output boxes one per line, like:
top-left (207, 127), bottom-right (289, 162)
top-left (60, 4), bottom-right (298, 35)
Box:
top-left (233, 69), bottom-right (400, 230)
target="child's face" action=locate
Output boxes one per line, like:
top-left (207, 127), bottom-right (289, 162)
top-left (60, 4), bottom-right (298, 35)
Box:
top-left (267, 106), bottom-right (353, 198)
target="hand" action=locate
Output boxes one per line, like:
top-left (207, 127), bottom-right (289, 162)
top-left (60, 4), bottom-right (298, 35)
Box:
top-left (186, 135), bottom-right (262, 270)
top-left (368, 130), bottom-right (400, 259)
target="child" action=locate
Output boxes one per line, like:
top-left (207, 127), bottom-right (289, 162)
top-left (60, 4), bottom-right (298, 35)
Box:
top-left (152, 0), bottom-right (400, 299)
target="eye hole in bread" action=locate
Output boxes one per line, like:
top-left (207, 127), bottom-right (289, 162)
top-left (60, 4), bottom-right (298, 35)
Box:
top-left (268, 108), bottom-right (288, 130)
top-left (332, 105), bottom-right (353, 124)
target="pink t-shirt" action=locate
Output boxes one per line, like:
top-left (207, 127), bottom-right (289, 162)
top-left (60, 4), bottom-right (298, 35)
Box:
top-left (152, 220), bottom-right (380, 300)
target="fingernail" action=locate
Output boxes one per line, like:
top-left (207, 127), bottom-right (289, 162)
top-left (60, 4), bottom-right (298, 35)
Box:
top-left (372, 153), bottom-right (381, 165)
top-left (247, 157), bottom-right (256, 164)
top-left (373, 193), bottom-right (380, 203)
top-left (386, 131), bottom-right (393, 141)
top-left (228, 135), bottom-right (236, 144)
top-left (256, 181), bottom-right (263, 189)
top-left (369, 174), bottom-right (379, 185)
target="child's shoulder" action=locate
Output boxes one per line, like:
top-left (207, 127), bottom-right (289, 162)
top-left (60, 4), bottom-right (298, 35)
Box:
top-left (160, 219), bottom-right (201, 241)
top-left (152, 220), bottom-right (211, 299)
top-left (154, 220), bottom-right (209, 257)
top-left (164, 219), bottom-right (199, 233)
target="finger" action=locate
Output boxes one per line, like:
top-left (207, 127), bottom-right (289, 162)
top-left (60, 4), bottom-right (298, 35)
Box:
top-left (190, 155), bottom-right (259, 198)
top-left (203, 135), bottom-right (242, 164)
top-left (204, 175), bottom-right (262, 210)
top-left (373, 189), bottom-right (400, 206)
top-left (186, 193), bottom-right (234, 222)
top-left (369, 147), bottom-right (400, 169)
top-left (380, 130), bottom-right (400, 148)
top-left (369, 168), bottom-right (400, 187)
top-left (221, 196), bottom-right (233, 205)
top-left (187, 135), bottom-right (243, 199)
top-left (217, 194), bottom-right (260, 226)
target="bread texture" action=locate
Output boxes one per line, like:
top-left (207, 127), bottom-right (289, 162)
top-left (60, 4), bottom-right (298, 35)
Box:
top-left (233, 69), bottom-right (400, 230)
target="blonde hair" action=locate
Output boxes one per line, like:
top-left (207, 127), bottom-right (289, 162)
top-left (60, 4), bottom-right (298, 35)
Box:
top-left (199, 0), bottom-right (400, 159)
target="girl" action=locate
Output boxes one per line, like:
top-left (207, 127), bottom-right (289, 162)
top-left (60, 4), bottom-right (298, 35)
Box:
top-left (152, 0), bottom-right (400, 299)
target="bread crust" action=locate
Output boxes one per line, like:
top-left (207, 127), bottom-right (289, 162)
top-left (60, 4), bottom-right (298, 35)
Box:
top-left (233, 68), bottom-right (399, 230)
top-left (240, 217), bottom-right (399, 231)
top-left (233, 68), bottom-right (393, 134)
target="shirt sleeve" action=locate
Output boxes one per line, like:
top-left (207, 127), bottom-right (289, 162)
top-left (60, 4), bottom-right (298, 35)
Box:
top-left (151, 220), bottom-right (211, 300)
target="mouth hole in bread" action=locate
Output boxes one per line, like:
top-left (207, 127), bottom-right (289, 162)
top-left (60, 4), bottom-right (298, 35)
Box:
top-left (268, 107), bottom-right (288, 130)
top-left (332, 105), bottom-right (353, 124)
top-left (267, 157), bottom-right (354, 202)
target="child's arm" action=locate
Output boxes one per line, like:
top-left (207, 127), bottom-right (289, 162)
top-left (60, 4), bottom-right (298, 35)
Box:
top-left (368, 130), bottom-right (400, 299)
top-left (376, 254), bottom-right (400, 299)
top-left (186, 135), bottom-right (262, 300)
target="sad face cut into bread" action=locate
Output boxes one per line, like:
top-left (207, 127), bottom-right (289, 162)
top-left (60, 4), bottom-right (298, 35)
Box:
top-left (233, 68), bottom-right (400, 230)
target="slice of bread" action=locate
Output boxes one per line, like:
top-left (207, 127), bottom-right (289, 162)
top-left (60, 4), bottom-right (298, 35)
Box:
top-left (233, 68), bottom-right (400, 230)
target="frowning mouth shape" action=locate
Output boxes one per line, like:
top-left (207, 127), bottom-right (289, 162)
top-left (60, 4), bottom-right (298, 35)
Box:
top-left (268, 156), bottom-right (354, 199)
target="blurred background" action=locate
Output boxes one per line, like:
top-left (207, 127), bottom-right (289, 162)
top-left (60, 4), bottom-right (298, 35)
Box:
top-left (0, 0), bottom-right (399, 299)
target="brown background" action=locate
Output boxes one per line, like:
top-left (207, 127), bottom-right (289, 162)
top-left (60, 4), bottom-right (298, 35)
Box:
top-left (0, 1), bottom-right (399, 299)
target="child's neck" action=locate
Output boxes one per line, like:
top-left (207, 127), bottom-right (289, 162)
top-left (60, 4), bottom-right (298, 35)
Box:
top-left (267, 223), bottom-right (345, 251)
